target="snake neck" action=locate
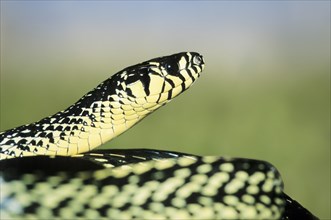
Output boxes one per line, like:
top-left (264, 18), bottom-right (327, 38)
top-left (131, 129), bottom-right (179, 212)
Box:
top-left (0, 76), bottom-right (159, 159)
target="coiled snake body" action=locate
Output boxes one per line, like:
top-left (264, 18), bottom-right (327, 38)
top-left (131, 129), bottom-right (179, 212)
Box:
top-left (0, 52), bottom-right (317, 219)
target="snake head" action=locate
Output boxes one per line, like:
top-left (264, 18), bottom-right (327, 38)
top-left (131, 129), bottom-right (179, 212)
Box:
top-left (92, 52), bottom-right (206, 140)
top-left (123, 52), bottom-right (205, 102)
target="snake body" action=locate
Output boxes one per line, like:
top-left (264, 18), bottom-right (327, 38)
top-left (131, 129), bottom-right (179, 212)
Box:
top-left (0, 52), bottom-right (317, 219)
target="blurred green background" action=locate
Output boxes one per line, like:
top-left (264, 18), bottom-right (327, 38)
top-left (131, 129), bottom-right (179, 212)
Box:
top-left (1, 1), bottom-right (330, 219)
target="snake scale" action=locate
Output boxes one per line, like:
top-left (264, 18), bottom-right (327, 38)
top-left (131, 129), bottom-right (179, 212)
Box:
top-left (0, 52), bottom-right (317, 219)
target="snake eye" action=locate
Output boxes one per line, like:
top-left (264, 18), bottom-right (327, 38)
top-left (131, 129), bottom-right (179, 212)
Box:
top-left (193, 55), bottom-right (203, 65)
top-left (164, 61), bottom-right (179, 75)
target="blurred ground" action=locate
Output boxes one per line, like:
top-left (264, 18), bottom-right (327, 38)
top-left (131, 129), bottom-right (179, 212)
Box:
top-left (1, 1), bottom-right (330, 218)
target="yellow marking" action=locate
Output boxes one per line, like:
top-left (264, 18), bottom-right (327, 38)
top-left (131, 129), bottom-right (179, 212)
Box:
top-left (46, 143), bottom-right (59, 152)
top-left (163, 81), bottom-right (173, 92)
top-left (206, 173), bottom-right (229, 187)
top-left (127, 80), bottom-right (146, 98)
top-left (178, 56), bottom-right (187, 70)
top-left (184, 78), bottom-right (194, 88)
top-left (242, 194), bottom-right (255, 204)
top-left (262, 179), bottom-right (274, 192)
top-left (148, 61), bottom-right (160, 66)
top-left (149, 202), bottom-right (164, 213)
top-left (67, 143), bottom-right (78, 155)
top-left (220, 163), bottom-right (234, 172)
top-left (201, 156), bottom-right (219, 164)
top-left (123, 109), bottom-right (136, 116)
top-left (120, 82), bottom-right (127, 90)
top-left (197, 164), bottom-right (212, 174)
top-left (260, 195), bottom-right (271, 205)
top-left (135, 97), bottom-right (146, 105)
top-left (130, 102), bottom-right (141, 108)
top-left (154, 159), bottom-right (176, 170)
top-left (100, 117), bottom-right (112, 124)
top-left (267, 170), bottom-right (275, 178)
top-left (133, 107), bottom-right (145, 112)
top-left (246, 185), bottom-right (259, 194)
top-left (177, 156), bottom-right (197, 167)
top-left (149, 75), bottom-right (164, 95)
top-left (191, 174), bottom-right (208, 184)
top-left (259, 206), bottom-right (273, 219)
top-left (99, 122), bottom-right (113, 129)
top-left (110, 108), bottom-right (123, 115)
top-left (171, 197), bottom-right (186, 208)
top-left (235, 171), bottom-right (249, 180)
top-left (109, 101), bottom-right (121, 108)
top-left (111, 167), bottom-right (132, 178)
top-left (79, 131), bottom-right (90, 139)
top-left (111, 114), bottom-right (124, 120)
top-left (219, 206), bottom-right (238, 219)
top-left (112, 118), bottom-right (125, 125)
top-left (77, 138), bottom-right (89, 152)
top-left (176, 182), bottom-right (200, 198)
top-left (88, 127), bottom-right (100, 134)
top-left (132, 155), bottom-right (146, 160)
top-left (198, 196), bottom-right (213, 206)
top-left (225, 179), bottom-right (245, 194)
top-left (157, 93), bottom-right (169, 103)
top-left (69, 136), bottom-right (79, 144)
top-left (201, 185), bottom-right (218, 196)
top-left (101, 185), bottom-right (119, 198)
top-left (147, 104), bottom-right (162, 111)
top-left (100, 128), bottom-right (114, 143)
top-left (107, 153), bottom-right (125, 157)
top-left (132, 163), bottom-right (152, 175)
top-left (179, 69), bottom-right (190, 80)
top-left (195, 207), bottom-right (215, 219)
top-left (113, 123), bottom-right (127, 135)
top-left (152, 177), bottom-right (184, 202)
top-left (224, 195), bottom-right (239, 206)
top-left (124, 114), bottom-right (138, 121)
top-left (248, 172), bottom-right (266, 184)
top-left (240, 206), bottom-right (257, 219)
top-left (88, 133), bottom-right (102, 150)
top-left (35, 147), bottom-right (47, 155)
top-left (131, 187), bottom-right (151, 206)
top-left (121, 104), bottom-right (133, 111)
top-left (90, 122), bottom-right (100, 128)
top-left (55, 147), bottom-right (69, 156)
top-left (50, 131), bottom-right (63, 138)
top-left (174, 168), bottom-right (191, 178)
top-left (142, 102), bottom-right (157, 109)
top-left (136, 109), bottom-right (150, 116)
top-left (112, 195), bottom-right (130, 209)
top-left (146, 94), bottom-right (159, 103)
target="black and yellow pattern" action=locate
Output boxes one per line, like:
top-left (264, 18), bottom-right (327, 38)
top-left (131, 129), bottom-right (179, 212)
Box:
top-left (1, 150), bottom-right (284, 219)
top-left (0, 52), bottom-right (204, 159)
top-left (0, 52), bottom-right (318, 219)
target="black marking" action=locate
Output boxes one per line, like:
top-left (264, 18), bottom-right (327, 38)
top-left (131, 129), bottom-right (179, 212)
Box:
top-left (45, 125), bottom-right (55, 130)
top-left (181, 83), bottom-right (186, 92)
top-left (56, 126), bottom-right (64, 131)
top-left (167, 90), bottom-right (172, 100)
top-left (186, 68), bottom-right (196, 83)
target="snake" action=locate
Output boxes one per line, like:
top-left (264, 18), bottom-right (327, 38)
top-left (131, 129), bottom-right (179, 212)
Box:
top-left (0, 52), bottom-right (318, 219)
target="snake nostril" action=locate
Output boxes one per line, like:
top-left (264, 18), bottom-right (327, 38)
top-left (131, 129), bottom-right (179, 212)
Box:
top-left (193, 55), bottom-right (204, 66)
